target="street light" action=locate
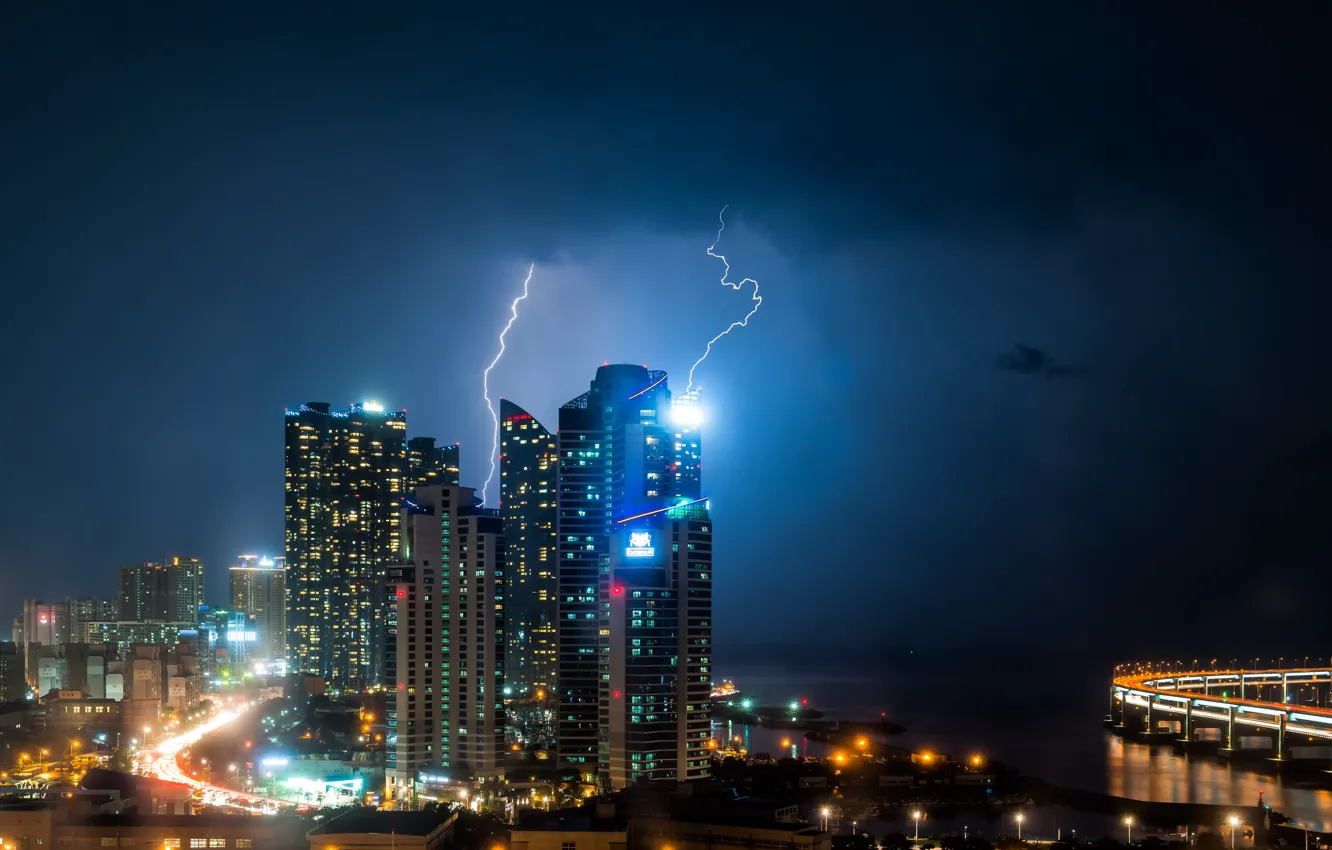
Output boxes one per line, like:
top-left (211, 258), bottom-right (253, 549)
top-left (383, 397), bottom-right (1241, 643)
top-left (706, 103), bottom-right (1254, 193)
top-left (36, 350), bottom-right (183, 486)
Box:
top-left (1124, 816), bottom-right (1134, 844)
top-left (821, 807), bottom-right (831, 832)
top-left (913, 811), bottom-right (922, 844)
top-left (1015, 813), bottom-right (1025, 842)
top-left (1229, 816), bottom-right (1241, 850)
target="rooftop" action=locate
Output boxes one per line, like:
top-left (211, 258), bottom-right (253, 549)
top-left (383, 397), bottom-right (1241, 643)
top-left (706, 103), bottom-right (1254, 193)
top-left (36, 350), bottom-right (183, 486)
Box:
top-left (80, 768), bottom-right (193, 799)
top-left (71, 813), bottom-right (291, 830)
top-left (309, 809), bottom-right (458, 838)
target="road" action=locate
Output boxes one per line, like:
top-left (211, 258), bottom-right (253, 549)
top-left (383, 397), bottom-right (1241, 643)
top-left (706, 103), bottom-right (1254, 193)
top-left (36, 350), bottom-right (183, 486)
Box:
top-left (139, 704), bottom-right (294, 812)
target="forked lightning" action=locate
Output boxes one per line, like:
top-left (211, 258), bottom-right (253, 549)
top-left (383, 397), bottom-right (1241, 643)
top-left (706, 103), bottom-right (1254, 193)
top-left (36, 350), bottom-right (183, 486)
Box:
top-left (687, 206), bottom-right (762, 393)
top-left (481, 263), bottom-right (535, 505)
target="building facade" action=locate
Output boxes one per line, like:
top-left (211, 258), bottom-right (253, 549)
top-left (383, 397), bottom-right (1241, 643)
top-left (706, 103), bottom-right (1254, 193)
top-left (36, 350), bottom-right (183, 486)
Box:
top-left (230, 555), bottom-right (287, 661)
top-left (555, 365), bottom-right (712, 787)
top-left (408, 437), bottom-right (461, 488)
top-left (117, 563), bottom-right (169, 621)
top-left (398, 484), bottom-right (506, 780)
top-left (0, 641), bottom-right (26, 701)
top-left (284, 401), bottom-right (408, 688)
top-left (166, 557), bottom-right (205, 623)
top-left (605, 501), bottom-right (713, 786)
top-left (86, 621), bottom-right (191, 657)
top-left (66, 597), bottom-right (117, 643)
top-left (22, 599), bottom-right (66, 647)
top-left (191, 606), bottom-right (261, 677)
top-left (499, 399), bottom-right (557, 696)
top-left (383, 563), bottom-right (436, 800)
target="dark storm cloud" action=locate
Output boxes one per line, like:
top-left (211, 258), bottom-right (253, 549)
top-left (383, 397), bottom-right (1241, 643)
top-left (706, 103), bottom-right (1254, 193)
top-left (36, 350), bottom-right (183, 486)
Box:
top-left (0, 2), bottom-right (1328, 655)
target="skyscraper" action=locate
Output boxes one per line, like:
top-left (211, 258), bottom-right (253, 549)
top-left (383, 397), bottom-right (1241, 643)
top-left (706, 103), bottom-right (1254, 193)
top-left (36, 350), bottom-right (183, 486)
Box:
top-left (408, 437), bottom-right (461, 488)
top-left (285, 401), bottom-right (408, 688)
top-left (117, 560), bottom-right (203, 625)
top-left (555, 364), bottom-right (711, 786)
top-left (382, 562), bottom-right (435, 800)
top-left (66, 597), bottom-right (117, 643)
top-left (669, 389), bottom-right (704, 500)
top-left (396, 484), bottom-right (506, 782)
top-left (0, 642), bottom-right (26, 702)
top-left (22, 599), bottom-right (66, 646)
top-left (499, 399), bottom-right (557, 696)
top-left (118, 563), bottom-right (169, 620)
top-left (605, 500), bottom-right (713, 787)
top-left (230, 555), bottom-right (287, 661)
top-left (167, 556), bottom-right (205, 623)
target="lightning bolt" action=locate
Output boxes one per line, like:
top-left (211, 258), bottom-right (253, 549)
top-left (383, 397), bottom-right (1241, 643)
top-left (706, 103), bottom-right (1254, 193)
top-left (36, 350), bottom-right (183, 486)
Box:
top-left (481, 262), bottom-right (535, 506)
top-left (687, 205), bottom-right (761, 393)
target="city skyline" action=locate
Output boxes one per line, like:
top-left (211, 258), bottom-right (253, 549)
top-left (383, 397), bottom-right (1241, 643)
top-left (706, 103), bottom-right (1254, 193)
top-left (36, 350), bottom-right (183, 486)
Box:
top-left (3, 3), bottom-right (1329, 664)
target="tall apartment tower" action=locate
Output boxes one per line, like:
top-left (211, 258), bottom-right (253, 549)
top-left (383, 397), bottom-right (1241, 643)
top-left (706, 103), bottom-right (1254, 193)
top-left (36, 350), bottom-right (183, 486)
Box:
top-left (117, 561), bottom-right (203, 624)
top-left (397, 484), bottom-right (506, 782)
top-left (555, 364), bottom-right (713, 787)
top-left (606, 501), bottom-right (713, 787)
top-left (118, 563), bottom-right (169, 620)
top-left (499, 399), bottom-right (557, 696)
top-left (167, 557), bottom-right (205, 623)
top-left (22, 600), bottom-right (66, 646)
top-left (285, 401), bottom-right (408, 688)
top-left (66, 598), bottom-right (117, 643)
top-left (383, 563), bottom-right (436, 801)
top-left (0, 642), bottom-right (26, 702)
top-left (408, 437), bottom-right (461, 488)
top-left (669, 389), bottom-right (704, 500)
top-left (230, 556), bottom-right (287, 661)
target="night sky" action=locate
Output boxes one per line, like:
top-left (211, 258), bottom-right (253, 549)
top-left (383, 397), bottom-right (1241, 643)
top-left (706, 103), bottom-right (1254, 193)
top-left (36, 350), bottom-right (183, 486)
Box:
top-left (3, 3), bottom-right (1329, 663)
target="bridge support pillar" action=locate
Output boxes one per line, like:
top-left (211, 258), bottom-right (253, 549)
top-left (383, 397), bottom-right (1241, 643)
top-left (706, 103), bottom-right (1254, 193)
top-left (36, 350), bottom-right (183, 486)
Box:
top-left (1184, 701), bottom-right (1192, 742)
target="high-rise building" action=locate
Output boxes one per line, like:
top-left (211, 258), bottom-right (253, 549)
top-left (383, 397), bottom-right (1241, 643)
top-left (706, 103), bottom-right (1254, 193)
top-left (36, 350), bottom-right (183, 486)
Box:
top-left (192, 606), bottom-right (261, 678)
top-left (605, 500), bottom-right (713, 786)
top-left (285, 401), bottom-right (408, 689)
top-left (397, 484), bottom-right (506, 781)
top-left (118, 561), bottom-right (204, 625)
top-left (555, 364), bottom-right (712, 787)
top-left (67, 597), bottom-right (117, 643)
top-left (408, 437), bottom-right (461, 488)
top-left (118, 563), bottom-right (169, 621)
top-left (22, 599), bottom-right (66, 647)
top-left (230, 555), bottom-right (287, 661)
top-left (382, 563), bottom-right (435, 800)
top-left (0, 642), bottom-right (26, 702)
top-left (166, 557), bottom-right (205, 623)
top-left (499, 399), bottom-right (557, 696)
top-left (86, 621), bottom-right (191, 658)
top-left (669, 389), bottom-right (704, 500)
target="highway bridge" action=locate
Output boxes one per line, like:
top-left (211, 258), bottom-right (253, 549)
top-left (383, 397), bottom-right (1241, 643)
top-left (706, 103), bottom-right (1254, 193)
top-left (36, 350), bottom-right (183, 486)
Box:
top-left (1110, 664), bottom-right (1332, 760)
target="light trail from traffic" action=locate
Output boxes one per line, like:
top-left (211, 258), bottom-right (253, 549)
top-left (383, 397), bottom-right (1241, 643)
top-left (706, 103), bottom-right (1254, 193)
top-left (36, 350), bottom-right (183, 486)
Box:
top-left (139, 704), bottom-right (294, 813)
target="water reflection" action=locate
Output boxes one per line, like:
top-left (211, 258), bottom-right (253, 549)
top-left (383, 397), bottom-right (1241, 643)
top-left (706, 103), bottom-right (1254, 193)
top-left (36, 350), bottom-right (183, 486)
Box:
top-left (722, 660), bottom-right (1332, 830)
top-left (710, 721), bottom-right (1332, 830)
top-left (1107, 735), bottom-right (1332, 831)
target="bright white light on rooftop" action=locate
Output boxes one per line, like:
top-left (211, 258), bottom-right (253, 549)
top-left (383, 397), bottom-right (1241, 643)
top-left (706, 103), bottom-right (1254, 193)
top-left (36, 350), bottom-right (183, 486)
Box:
top-left (672, 405), bottom-right (704, 428)
top-left (363, 401), bottom-right (384, 413)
